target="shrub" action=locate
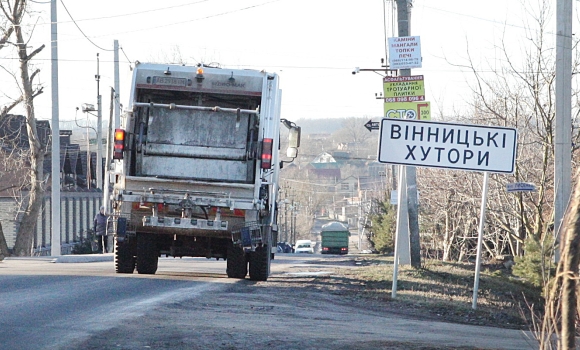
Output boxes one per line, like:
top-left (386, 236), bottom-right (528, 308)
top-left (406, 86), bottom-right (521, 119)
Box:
top-left (512, 234), bottom-right (555, 289)
top-left (72, 230), bottom-right (98, 255)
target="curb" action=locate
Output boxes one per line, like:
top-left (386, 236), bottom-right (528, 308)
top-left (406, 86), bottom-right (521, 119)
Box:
top-left (54, 254), bottom-right (114, 263)
top-left (4, 254), bottom-right (114, 263)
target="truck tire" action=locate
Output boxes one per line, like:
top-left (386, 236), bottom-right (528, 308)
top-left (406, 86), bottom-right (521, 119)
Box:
top-left (249, 246), bottom-right (269, 281)
top-left (136, 233), bottom-right (158, 274)
top-left (226, 244), bottom-right (247, 279)
top-left (115, 236), bottom-right (135, 273)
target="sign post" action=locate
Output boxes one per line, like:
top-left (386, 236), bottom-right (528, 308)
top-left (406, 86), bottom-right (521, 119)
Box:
top-left (472, 171), bottom-right (490, 309)
top-left (378, 118), bottom-right (518, 308)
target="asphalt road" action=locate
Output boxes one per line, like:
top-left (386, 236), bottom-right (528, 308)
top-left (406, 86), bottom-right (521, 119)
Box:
top-left (0, 255), bottom-right (538, 350)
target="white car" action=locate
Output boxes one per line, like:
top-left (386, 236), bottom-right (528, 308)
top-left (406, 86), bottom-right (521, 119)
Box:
top-left (294, 240), bottom-right (314, 254)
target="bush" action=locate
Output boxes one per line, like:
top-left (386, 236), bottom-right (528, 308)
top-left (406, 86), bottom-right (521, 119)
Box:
top-left (512, 234), bottom-right (555, 289)
top-left (368, 201), bottom-right (396, 254)
top-left (72, 230), bottom-right (99, 255)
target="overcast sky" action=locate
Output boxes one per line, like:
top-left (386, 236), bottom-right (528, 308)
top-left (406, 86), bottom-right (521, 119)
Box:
top-left (1, 0), bottom-right (575, 129)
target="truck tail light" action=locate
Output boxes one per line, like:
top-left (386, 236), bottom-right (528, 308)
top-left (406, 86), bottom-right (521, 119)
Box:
top-left (261, 138), bottom-right (273, 169)
top-left (113, 129), bottom-right (126, 160)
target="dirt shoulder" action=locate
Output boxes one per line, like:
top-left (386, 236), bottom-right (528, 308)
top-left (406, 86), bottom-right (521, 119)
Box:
top-left (265, 254), bottom-right (542, 331)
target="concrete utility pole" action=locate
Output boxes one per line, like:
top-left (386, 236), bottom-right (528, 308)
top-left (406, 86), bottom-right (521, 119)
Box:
top-left (395, 0), bottom-right (421, 268)
top-left (103, 87), bottom-right (114, 213)
top-left (96, 53), bottom-right (103, 190)
top-left (50, 0), bottom-right (61, 257)
top-left (554, 0), bottom-right (573, 262)
top-left (114, 40), bottom-right (121, 128)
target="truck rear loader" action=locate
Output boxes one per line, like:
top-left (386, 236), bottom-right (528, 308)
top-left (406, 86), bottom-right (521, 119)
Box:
top-left (320, 222), bottom-right (350, 255)
top-left (108, 62), bottom-right (300, 281)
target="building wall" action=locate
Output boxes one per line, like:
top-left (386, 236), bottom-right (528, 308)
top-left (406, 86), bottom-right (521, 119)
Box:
top-left (0, 191), bottom-right (103, 254)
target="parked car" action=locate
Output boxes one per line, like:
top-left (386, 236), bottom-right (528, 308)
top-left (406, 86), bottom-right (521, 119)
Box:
top-left (277, 242), bottom-right (293, 253)
top-left (294, 240), bottom-right (314, 254)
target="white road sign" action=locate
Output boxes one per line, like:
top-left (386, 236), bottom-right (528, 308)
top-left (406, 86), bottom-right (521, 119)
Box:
top-left (378, 119), bottom-right (518, 174)
top-left (506, 182), bottom-right (536, 192)
top-left (388, 36), bottom-right (422, 70)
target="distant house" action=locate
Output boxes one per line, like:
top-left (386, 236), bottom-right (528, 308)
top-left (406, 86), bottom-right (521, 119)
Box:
top-left (310, 151), bottom-right (339, 168)
top-left (335, 175), bottom-right (359, 197)
top-left (307, 168), bottom-right (341, 181)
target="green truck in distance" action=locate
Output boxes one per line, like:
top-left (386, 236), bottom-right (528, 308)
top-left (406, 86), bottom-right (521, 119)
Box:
top-left (320, 222), bottom-right (350, 255)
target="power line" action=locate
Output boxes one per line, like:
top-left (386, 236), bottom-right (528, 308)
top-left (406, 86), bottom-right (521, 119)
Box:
top-left (120, 46), bottom-right (132, 65)
top-left (82, 0), bottom-right (282, 40)
top-left (61, 0), bottom-right (212, 24)
top-left (59, 0), bottom-right (113, 52)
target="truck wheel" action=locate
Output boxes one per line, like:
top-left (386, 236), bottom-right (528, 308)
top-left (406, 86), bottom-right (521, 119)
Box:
top-left (226, 244), bottom-right (247, 279)
top-left (136, 233), bottom-right (158, 274)
top-left (115, 236), bottom-right (135, 273)
top-left (249, 246), bottom-right (269, 281)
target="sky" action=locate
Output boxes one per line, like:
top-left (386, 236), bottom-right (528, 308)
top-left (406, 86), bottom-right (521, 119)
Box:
top-left (0, 0), bottom-right (574, 133)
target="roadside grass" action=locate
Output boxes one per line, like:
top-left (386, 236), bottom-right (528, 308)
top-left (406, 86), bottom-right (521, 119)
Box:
top-left (336, 255), bottom-right (543, 329)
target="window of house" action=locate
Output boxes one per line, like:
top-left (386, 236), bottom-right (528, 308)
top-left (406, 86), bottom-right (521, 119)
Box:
top-left (341, 183), bottom-right (349, 191)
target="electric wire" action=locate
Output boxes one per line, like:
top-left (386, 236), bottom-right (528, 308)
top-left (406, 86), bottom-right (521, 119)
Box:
top-left (76, 0), bottom-right (282, 39)
top-left (59, 0), bottom-right (113, 52)
top-left (58, 0), bottom-right (212, 24)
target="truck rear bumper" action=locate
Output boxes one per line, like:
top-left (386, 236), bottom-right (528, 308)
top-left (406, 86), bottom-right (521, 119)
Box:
top-left (114, 175), bottom-right (259, 210)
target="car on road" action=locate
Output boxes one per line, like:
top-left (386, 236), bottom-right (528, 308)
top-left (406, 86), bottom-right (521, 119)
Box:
top-left (294, 240), bottom-right (314, 254)
top-left (277, 242), bottom-right (293, 253)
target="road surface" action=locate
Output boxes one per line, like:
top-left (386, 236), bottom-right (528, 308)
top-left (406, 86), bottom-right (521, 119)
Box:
top-left (0, 254), bottom-right (537, 350)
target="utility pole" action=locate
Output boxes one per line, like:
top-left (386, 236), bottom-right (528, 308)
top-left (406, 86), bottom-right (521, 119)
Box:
top-left (554, 0), bottom-right (572, 263)
top-left (395, 0), bottom-right (421, 268)
top-left (113, 40), bottom-right (121, 128)
top-left (96, 53), bottom-right (103, 190)
top-left (103, 87), bottom-right (114, 213)
top-left (50, 0), bottom-right (61, 256)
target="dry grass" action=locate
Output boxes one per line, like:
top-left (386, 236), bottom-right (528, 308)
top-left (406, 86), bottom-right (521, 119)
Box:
top-left (328, 256), bottom-right (544, 329)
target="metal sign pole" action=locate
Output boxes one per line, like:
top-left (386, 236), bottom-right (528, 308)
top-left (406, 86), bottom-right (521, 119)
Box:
top-left (472, 171), bottom-right (490, 309)
top-left (391, 165), bottom-right (407, 298)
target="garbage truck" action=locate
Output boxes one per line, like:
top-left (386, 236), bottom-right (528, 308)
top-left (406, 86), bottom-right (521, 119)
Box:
top-left (320, 222), bottom-right (350, 254)
top-left (108, 62), bottom-right (300, 281)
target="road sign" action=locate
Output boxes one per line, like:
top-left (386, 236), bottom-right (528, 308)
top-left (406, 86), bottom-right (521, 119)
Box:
top-left (506, 182), bottom-right (536, 192)
top-left (378, 119), bottom-right (518, 174)
top-left (388, 36), bottom-right (422, 70)
top-left (384, 102), bottom-right (431, 120)
top-left (364, 120), bottom-right (380, 132)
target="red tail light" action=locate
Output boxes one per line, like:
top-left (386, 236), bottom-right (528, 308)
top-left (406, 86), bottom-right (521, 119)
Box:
top-left (261, 138), bottom-right (273, 169)
top-left (113, 129), bottom-right (126, 160)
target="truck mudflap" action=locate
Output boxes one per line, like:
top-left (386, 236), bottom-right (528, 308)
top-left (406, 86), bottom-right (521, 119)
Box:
top-left (231, 221), bottom-right (264, 252)
top-left (114, 217), bottom-right (128, 242)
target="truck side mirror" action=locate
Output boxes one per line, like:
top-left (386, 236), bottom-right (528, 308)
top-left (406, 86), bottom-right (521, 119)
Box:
top-left (288, 126), bottom-right (301, 148)
top-left (286, 126), bottom-right (300, 158)
top-left (287, 147), bottom-right (298, 158)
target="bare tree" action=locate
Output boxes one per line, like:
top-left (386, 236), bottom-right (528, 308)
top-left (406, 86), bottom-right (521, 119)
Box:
top-left (540, 167), bottom-right (580, 350)
top-left (332, 117), bottom-right (376, 159)
top-left (0, 0), bottom-right (46, 256)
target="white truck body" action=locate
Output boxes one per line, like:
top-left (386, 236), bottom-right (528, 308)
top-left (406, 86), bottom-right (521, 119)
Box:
top-left (109, 62), bottom-right (299, 281)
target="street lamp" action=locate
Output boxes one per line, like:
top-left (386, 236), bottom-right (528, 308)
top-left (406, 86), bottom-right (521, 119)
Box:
top-left (81, 103), bottom-right (100, 189)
